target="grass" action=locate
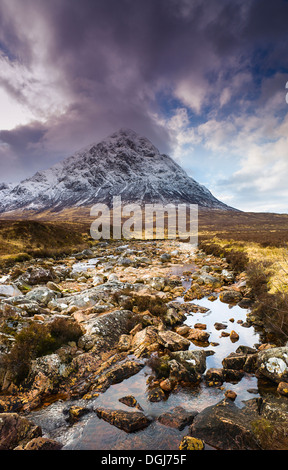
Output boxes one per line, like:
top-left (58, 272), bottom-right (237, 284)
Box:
top-left (0, 219), bottom-right (95, 268)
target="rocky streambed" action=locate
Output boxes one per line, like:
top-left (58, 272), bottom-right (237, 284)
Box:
top-left (1, 240), bottom-right (288, 451)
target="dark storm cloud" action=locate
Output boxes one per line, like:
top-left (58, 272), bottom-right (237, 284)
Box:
top-left (0, 0), bottom-right (287, 187)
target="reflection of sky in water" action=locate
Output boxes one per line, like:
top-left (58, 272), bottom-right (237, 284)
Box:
top-left (60, 298), bottom-right (261, 450)
top-left (29, 268), bottom-right (263, 450)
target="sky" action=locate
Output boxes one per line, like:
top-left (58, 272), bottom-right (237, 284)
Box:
top-left (0, 0), bottom-right (288, 213)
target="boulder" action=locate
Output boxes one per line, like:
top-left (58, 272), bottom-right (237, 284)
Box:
top-left (0, 413), bottom-right (42, 450)
top-left (219, 290), bottom-right (242, 304)
top-left (95, 408), bottom-right (152, 433)
top-left (256, 346), bottom-right (288, 383)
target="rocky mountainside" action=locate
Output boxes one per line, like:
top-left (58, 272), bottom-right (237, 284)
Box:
top-left (0, 128), bottom-right (234, 213)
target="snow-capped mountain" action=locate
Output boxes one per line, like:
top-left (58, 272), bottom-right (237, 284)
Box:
top-left (0, 128), bottom-right (235, 213)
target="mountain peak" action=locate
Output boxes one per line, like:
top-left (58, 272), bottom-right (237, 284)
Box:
top-left (0, 130), bottom-right (236, 214)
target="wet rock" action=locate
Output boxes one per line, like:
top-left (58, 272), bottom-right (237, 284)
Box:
top-left (117, 334), bottom-right (132, 352)
top-left (277, 382), bottom-right (288, 397)
top-left (225, 390), bottom-right (237, 401)
top-left (256, 346), bottom-right (288, 383)
top-left (214, 322), bottom-right (227, 330)
top-left (159, 378), bottom-right (174, 392)
top-left (118, 395), bottom-right (143, 410)
top-left (230, 330), bottom-right (239, 342)
top-left (67, 405), bottom-right (91, 423)
top-left (179, 436), bottom-right (204, 450)
top-left (205, 368), bottom-right (224, 385)
top-left (158, 406), bottom-right (198, 430)
top-left (90, 358), bottom-right (144, 393)
top-left (158, 330), bottom-right (190, 352)
top-left (16, 437), bottom-right (63, 450)
top-left (0, 412), bottom-right (42, 450)
top-left (168, 359), bottom-right (200, 384)
top-left (171, 350), bottom-right (207, 375)
top-left (219, 290), bottom-right (242, 304)
top-left (186, 328), bottom-right (210, 343)
top-left (95, 408), bottom-right (152, 433)
top-left (131, 326), bottom-right (159, 358)
top-left (163, 308), bottom-right (186, 326)
top-left (147, 386), bottom-right (166, 402)
top-left (191, 396), bottom-right (288, 450)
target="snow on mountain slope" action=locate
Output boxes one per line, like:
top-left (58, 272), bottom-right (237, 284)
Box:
top-left (0, 128), bottom-right (235, 213)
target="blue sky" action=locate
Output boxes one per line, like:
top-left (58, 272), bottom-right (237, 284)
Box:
top-left (0, 0), bottom-right (288, 212)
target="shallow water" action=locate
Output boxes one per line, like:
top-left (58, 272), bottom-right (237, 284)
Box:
top-left (29, 291), bottom-right (263, 450)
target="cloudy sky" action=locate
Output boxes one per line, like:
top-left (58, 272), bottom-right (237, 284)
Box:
top-left (0, 0), bottom-right (288, 212)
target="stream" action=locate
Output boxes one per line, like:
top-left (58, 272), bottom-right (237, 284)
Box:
top-left (28, 262), bottom-right (264, 451)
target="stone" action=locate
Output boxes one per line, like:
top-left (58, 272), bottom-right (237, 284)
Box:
top-left (95, 408), bottom-right (152, 433)
top-left (118, 395), bottom-right (143, 410)
top-left (219, 290), bottom-right (242, 304)
top-left (117, 334), bottom-right (132, 352)
top-left (256, 347), bottom-right (288, 383)
top-left (158, 406), bottom-right (198, 430)
top-left (186, 328), bottom-right (210, 343)
top-left (277, 382), bottom-right (288, 397)
top-left (190, 399), bottom-right (261, 450)
top-left (179, 436), bottom-right (205, 451)
top-left (17, 267), bottom-right (55, 286)
top-left (0, 284), bottom-right (22, 298)
top-left (158, 330), bottom-right (190, 352)
top-left (230, 330), bottom-right (239, 342)
top-left (225, 390), bottom-right (237, 401)
top-left (0, 413), bottom-right (42, 450)
top-left (171, 350), bottom-right (207, 375)
top-left (17, 437), bottom-right (63, 450)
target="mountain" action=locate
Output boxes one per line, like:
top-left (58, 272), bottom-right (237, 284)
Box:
top-left (0, 128), bottom-right (235, 214)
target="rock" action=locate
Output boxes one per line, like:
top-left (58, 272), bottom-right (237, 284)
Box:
top-left (225, 390), bottom-right (237, 401)
top-left (17, 267), bottom-right (55, 286)
top-left (179, 436), bottom-right (205, 450)
top-left (230, 330), bottom-right (239, 342)
top-left (117, 334), bottom-right (132, 352)
top-left (78, 334), bottom-right (96, 351)
top-left (163, 308), bottom-right (186, 326)
top-left (256, 346), bottom-right (288, 383)
top-left (148, 277), bottom-right (165, 291)
top-left (190, 399), bottom-right (261, 450)
top-left (16, 437), bottom-right (63, 450)
top-left (131, 326), bottom-right (159, 357)
top-left (158, 330), bottom-right (190, 352)
top-left (0, 284), bottom-right (22, 298)
top-left (118, 395), bottom-right (143, 410)
top-left (168, 359), bottom-right (200, 384)
top-left (158, 406), bottom-right (198, 430)
top-left (205, 368), bottom-right (225, 385)
top-left (214, 322), bottom-right (227, 330)
top-left (171, 350), bottom-right (207, 375)
top-left (0, 413), bottom-right (42, 450)
top-left (82, 309), bottom-right (136, 351)
top-left (160, 253), bottom-right (171, 263)
top-left (159, 378), bottom-right (173, 392)
top-left (25, 287), bottom-right (60, 306)
top-left (147, 386), bottom-right (166, 402)
top-left (67, 406), bottom-right (90, 423)
top-left (277, 382), bottom-right (288, 397)
top-left (95, 408), bottom-right (152, 433)
top-left (219, 290), bottom-right (242, 304)
top-left (191, 396), bottom-right (288, 450)
top-left (90, 358), bottom-right (144, 393)
top-left (92, 274), bottom-right (106, 286)
top-left (186, 328), bottom-right (210, 343)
